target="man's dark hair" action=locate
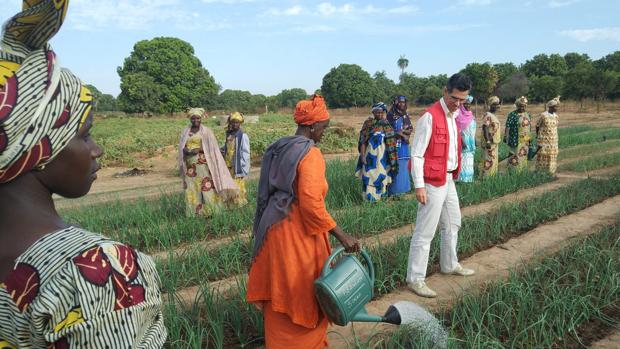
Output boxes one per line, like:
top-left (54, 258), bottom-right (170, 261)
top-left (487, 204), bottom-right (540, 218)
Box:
top-left (446, 73), bottom-right (472, 93)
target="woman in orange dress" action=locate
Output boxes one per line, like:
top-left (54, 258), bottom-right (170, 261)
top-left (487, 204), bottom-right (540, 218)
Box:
top-left (247, 95), bottom-right (360, 349)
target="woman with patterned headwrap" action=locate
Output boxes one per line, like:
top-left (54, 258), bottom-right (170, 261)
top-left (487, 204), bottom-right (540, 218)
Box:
top-left (481, 96), bottom-right (502, 177)
top-left (536, 97), bottom-right (560, 175)
top-left (223, 111), bottom-right (250, 206)
top-left (456, 96), bottom-right (476, 182)
top-left (0, 1), bottom-right (167, 348)
top-left (247, 94), bottom-right (360, 349)
top-left (179, 108), bottom-right (239, 217)
top-left (356, 102), bottom-right (399, 201)
top-left (505, 96), bottom-right (532, 171)
top-left (387, 95), bottom-right (414, 196)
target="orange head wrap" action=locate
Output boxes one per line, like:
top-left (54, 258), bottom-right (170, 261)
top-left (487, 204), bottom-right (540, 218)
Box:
top-left (294, 94), bottom-right (330, 126)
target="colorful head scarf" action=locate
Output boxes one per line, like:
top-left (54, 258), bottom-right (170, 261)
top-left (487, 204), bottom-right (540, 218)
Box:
top-left (515, 96), bottom-right (528, 107)
top-left (229, 112), bottom-right (244, 123)
top-left (466, 95), bottom-right (474, 104)
top-left (547, 96), bottom-right (561, 108)
top-left (371, 102), bottom-right (387, 113)
top-left (187, 107), bottom-right (205, 118)
top-left (0, 0), bottom-right (93, 184)
top-left (294, 94), bottom-right (329, 126)
top-left (488, 96), bottom-right (500, 105)
top-left (456, 104), bottom-right (474, 131)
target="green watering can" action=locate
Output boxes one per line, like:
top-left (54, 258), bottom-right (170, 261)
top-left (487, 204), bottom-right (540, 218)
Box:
top-left (314, 247), bottom-right (383, 326)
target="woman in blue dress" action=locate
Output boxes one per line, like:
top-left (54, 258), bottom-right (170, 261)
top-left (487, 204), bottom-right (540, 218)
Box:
top-left (456, 96), bottom-right (476, 183)
top-left (386, 96), bottom-right (413, 196)
top-left (356, 103), bottom-right (399, 201)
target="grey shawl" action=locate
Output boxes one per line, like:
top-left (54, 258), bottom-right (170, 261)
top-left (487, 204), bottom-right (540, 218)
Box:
top-left (252, 136), bottom-right (314, 259)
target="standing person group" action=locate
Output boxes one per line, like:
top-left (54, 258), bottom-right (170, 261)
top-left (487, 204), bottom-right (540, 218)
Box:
top-left (356, 103), bottom-right (399, 201)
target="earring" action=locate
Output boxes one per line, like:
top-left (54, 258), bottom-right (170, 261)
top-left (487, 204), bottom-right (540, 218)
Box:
top-left (35, 163), bottom-right (46, 171)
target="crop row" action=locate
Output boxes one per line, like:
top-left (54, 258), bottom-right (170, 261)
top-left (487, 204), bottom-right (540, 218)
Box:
top-left (160, 174), bottom-right (620, 348)
top-left (378, 220), bottom-right (620, 349)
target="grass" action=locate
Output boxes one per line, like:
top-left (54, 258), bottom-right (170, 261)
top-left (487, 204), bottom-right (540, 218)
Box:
top-left (559, 151), bottom-right (620, 172)
top-left (558, 139), bottom-right (620, 161)
top-left (558, 127), bottom-right (620, 148)
top-left (372, 220), bottom-right (620, 349)
top-left (93, 113), bottom-right (357, 167)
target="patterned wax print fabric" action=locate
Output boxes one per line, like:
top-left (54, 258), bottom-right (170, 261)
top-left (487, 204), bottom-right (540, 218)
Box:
top-left (356, 126), bottom-right (394, 201)
top-left (183, 132), bottom-right (221, 216)
top-left (0, 0), bottom-right (94, 184)
top-left (506, 111), bottom-right (532, 171)
top-left (536, 111), bottom-right (559, 174)
top-left (0, 227), bottom-right (166, 348)
top-left (388, 116), bottom-right (412, 195)
top-left (481, 112), bottom-right (502, 177)
top-left (458, 120), bottom-right (476, 182)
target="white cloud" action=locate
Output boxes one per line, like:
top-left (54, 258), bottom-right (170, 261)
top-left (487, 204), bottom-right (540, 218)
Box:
top-left (560, 27), bottom-right (620, 42)
top-left (317, 2), bottom-right (354, 17)
top-left (387, 5), bottom-right (419, 14)
top-left (66, 0), bottom-right (227, 31)
top-left (549, 0), bottom-right (581, 8)
top-left (263, 5), bottom-right (306, 16)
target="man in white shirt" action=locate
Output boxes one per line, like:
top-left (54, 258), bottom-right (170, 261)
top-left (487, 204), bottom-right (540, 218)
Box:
top-left (406, 73), bottom-right (475, 298)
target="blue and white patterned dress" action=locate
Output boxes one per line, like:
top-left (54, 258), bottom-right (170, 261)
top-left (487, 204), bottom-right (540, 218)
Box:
top-left (458, 120), bottom-right (476, 183)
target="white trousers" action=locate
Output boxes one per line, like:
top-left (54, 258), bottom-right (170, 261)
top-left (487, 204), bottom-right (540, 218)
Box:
top-left (406, 174), bottom-right (461, 283)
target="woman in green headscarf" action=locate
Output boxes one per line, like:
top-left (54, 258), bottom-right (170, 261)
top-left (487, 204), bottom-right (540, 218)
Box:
top-left (0, 1), bottom-right (167, 347)
top-left (504, 96), bottom-right (532, 171)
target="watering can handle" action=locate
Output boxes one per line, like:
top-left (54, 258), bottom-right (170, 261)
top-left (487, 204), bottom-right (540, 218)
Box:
top-left (321, 247), bottom-right (375, 284)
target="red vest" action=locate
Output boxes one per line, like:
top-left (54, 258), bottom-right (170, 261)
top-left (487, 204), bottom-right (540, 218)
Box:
top-left (422, 101), bottom-right (462, 187)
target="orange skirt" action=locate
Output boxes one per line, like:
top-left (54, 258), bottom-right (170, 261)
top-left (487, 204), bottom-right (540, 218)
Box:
top-left (263, 301), bottom-right (328, 349)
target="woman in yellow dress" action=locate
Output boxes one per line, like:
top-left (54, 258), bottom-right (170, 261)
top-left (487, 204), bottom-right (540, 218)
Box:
top-left (178, 108), bottom-right (238, 217)
top-left (481, 96), bottom-right (502, 177)
top-left (536, 97), bottom-right (560, 175)
top-left (223, 112), bottom-right (250, 206)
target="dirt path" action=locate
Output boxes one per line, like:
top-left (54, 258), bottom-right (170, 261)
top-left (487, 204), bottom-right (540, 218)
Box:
top-left (591, 329), bottom-right (620, 349)
top-left (327, 195), bottom-right (620, 348)
top-left (168, 176), bottom-right (579, 304)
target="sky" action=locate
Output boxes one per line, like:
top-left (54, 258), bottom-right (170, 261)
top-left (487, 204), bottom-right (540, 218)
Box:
top-left (2, 0), bottom-right (619, 97)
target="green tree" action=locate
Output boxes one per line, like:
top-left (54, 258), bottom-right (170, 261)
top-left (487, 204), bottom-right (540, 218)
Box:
top-left (529, 75), bottom-right (563, 103)
top-left (563, 61), bottom-right (593, 109)
top-left (277, 88), bottom-right (308, 108)
top-left (397, 55), bottom-right (409, 81)
top-left (496, 72), bottom-right (529, 102)
top-left (117, 72), bottom-right (163, 113)
top-left (373, 71), bottom-right (397, 103)
top-left (418, 85), bottom-right (443, 105)
top-left (564, 52), bottom-right (590, 70)
top-left (594, 51), bottom-right (620, 71)
top-left (493, 62), bottom-right (519, 85)
top-left (117, 37), bottom-right (219, 114)
top-left (215, 89), bottom-right (253, 112)
top-left (589, 68), bottom-right (618, 112)
top-left (460, 62), bottom-right (498, 103)
top-left (522, 53), bottom-right (568, 78)
top-left (321, 64), bottom-right (377, 108)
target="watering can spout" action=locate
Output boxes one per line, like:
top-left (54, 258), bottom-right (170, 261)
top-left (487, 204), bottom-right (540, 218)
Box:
top-left (351, 308), bottom-right (384, 323)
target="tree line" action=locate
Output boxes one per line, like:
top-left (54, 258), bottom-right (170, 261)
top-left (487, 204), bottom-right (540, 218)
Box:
top-left (92, 36), bottom-right (620, 114)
